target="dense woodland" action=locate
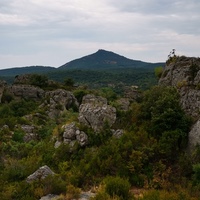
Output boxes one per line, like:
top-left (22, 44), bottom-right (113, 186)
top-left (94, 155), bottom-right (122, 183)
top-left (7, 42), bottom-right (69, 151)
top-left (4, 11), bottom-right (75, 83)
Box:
top-left (0, 71), bottom-right (200, 200)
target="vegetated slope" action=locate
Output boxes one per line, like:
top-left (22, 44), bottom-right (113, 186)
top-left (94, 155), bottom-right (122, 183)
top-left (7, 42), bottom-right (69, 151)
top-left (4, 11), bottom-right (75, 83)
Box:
top-left (59, 49), bottom-right (164, 69)
top-left (0, 66), bottom-right (56, 76)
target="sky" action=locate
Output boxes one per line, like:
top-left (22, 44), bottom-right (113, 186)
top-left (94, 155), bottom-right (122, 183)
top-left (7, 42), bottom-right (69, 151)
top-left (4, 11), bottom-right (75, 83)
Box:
top-left (0, 0), bottom-right (200, 69)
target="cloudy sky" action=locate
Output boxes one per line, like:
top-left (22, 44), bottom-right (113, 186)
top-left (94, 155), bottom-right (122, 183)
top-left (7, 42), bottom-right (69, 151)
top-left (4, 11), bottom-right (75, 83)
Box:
top-left (0, 0), bottom-right (200, 69)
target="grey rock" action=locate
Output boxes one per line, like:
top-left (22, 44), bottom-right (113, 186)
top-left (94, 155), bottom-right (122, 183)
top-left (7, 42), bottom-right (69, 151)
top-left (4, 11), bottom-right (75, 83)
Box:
top-left (61, 122), bottom-right (88, 147)
top-left (188, 119), bottom-right (200, 151)
top-left (159, 56), bottom-right (200, 117)
top-left (7, 84), bottom-right (45, 101)
top-left (44, 89), bottom-right (78, 119)
top-left (78, 94), bottom-right (116, 132)
top-left (159, 56), bottom-right (200, 151)
top-left (21, 125), bottom-right (37, 142)
top-left (112, 129), bottom-right (124, 138)
top-left (79, 191), bottom-right (96, 200)
top-left (26, 165), bottom-right (55, 183)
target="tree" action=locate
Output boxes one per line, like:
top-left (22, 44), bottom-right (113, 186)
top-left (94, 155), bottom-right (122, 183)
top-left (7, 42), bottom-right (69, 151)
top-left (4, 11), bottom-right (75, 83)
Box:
top-left (64, 78), bottom-right (74, 87)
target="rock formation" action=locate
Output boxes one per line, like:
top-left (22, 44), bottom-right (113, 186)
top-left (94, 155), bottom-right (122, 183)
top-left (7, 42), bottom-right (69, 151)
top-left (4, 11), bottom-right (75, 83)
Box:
top-left (43, 89), bottom-right (79, 119)
top-left (159, 55), bottom-right (200, 150)
top-left (62, 122), bottom-right (88, 147)
top-left (78, 94), bottom-right (116, 132)
top-left (26, 165), bottom-right (55, 183)
top-left (5, 84), bottom-right (45, 101)
top-left (159, 56), bottom-right (200, 118)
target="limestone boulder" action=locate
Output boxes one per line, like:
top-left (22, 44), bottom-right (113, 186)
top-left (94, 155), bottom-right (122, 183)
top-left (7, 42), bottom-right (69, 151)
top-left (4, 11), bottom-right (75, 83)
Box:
top-left (78, 94), bottom-right (116, 132)
top-left (26, 165), bottom-right (55, 183)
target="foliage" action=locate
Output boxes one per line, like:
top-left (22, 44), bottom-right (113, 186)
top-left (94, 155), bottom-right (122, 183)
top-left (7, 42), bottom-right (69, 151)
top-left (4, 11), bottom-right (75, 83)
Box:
top-left (104, 176), bottom-right (131, 200)
top-left (30, 74), bottom-right (48, 88)
top-left (192, 163), bottom-right (200, 186)
top-left (154, 66), bottom-right (163, 79)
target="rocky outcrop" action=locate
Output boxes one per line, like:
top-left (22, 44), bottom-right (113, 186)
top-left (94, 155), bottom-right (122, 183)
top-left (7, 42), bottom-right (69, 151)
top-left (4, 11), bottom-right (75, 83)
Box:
top-left (43, 89), bottom-right (78, 119)
top-left (6, 85), bottom-right (45, 101)
top-left (78, 94), bottom-right (116, 132)
top-left (159, 56), bottom-right (200, 118)
top-left (62, 122), bottom-right (88, 147)
top-left (124, 86), bottom-right (140, 102)
top-left (26, 165), bottom-right (55, 183)
top-left (159, 56), bottom-right (200, 150)
top-left (14, 74), bottom-right (34, 85)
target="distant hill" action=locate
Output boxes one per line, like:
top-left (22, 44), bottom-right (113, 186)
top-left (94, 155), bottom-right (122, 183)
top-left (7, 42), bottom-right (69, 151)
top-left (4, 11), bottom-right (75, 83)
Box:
top-left (0, 50), bottom-right (165, 88)
top-left (59, 49), bottom-right (164, 69)
top-left (0, 66), bottom-right (56, 77)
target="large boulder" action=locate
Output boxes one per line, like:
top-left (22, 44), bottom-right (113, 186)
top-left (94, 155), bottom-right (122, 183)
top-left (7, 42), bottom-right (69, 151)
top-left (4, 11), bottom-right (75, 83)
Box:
top-left (43, 89), bottom-right (79, 119)
top-left (78, 94), bottom-right (116, 132)
top-left (26, 165), bottom-right (55, 183)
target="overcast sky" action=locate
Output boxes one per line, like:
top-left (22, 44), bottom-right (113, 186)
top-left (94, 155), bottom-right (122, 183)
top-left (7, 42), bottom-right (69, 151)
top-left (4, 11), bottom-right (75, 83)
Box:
top-left (0, 0), bottom-right (200, 69)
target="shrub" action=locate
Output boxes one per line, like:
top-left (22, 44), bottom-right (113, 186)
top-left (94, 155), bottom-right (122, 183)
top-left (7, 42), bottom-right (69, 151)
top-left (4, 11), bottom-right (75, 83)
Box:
top-left (192, 163), bottom-right (200, 186)
top-left (104, 176), bottom-right (131, 200)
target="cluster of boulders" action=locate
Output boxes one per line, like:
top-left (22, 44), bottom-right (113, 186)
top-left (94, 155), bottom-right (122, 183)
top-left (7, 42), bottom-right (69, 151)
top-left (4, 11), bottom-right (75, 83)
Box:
top-left (159, 56), bottom-right (200, 150)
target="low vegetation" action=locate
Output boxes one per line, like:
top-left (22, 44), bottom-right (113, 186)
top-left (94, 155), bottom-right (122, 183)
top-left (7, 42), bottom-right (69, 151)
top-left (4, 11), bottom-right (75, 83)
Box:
top-left (0, 73), bottom-right (200, 200)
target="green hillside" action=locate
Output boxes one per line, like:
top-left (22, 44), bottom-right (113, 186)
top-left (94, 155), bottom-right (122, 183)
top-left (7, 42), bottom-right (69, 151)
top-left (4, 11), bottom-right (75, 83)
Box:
top-left (59, 49), bottom-right (164, 69)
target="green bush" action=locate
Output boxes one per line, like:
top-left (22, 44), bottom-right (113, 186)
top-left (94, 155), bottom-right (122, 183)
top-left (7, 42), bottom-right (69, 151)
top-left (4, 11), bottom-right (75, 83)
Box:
top-left (104, 176), bottom-right (131, 200)
top-left (192, 163), bottom-right (200, 185)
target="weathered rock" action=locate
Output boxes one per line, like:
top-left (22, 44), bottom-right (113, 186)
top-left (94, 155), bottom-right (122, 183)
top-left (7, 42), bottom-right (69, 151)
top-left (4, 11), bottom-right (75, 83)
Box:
top-left (21, 124), bottom-right (37, 142)
top-left (6, 84), bottom-right (45, 101)
top-left (188, 119), bottom-right (200, 151)
top-left (111, 129), bottom-right (124, 138)
top-left (62, 122), bottom-right (88, 147)
top-left (26, 165), bottom-right (55, 183)
top-left (44, 89), bottom-right (78, 119)
top-left (78, 94), bottom-right (116, 132)
top-left (124, 86), bottom-right (140, 101)
top-left (159, 56), bottom-right (200, 118)
top-left (159, 56), bottom-right (200, 150)
top-left (14, 74), bottom-right (34, 85)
